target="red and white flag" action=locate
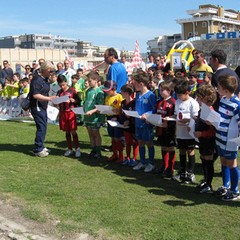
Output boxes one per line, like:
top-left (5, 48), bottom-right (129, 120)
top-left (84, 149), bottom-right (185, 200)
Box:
top-left (129, 40), bottom-right (143, 74)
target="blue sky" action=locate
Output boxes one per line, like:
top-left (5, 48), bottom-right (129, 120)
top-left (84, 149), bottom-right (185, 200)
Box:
top-left (0, 1), bottom-right (239, 52)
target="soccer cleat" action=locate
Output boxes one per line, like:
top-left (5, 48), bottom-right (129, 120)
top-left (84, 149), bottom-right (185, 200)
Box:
top-left (133, 162), bottom-right (146, 171)
top-left (172, 171), bottom-right (185, 182)
top-left (162, 169), bottom-right (174, 178)
top-left (222, 190), bottom-right (240, 201)
top-left (35, 149), bottom-right (49, 158)
top-left (75, 148), bottom-right (81, 158)
top-left (144, 163), bottom-right (155, 173)
top-left (93, 153), bottom-right (101, 159)
top-left (122, 158), bottom-right (130, 166)
top-left (196, 179), bottom-right (206, 189)
top-left (184, 172), bottom-right (196, 184)
top-left (129, 159), bottom-right (137, 167)
top-left (43, 147), bottom-right (51, 153)
top-left (89, 150), bottom-right (96, 157)
top-left (199, 184), bottom-right (213, 194)
top-left (64, 149), bottom-right (73, 157)
top-left (216, 186), bottom-right (228, 196)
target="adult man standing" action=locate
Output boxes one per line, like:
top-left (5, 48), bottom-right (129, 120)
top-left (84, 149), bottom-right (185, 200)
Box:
top-left (191, 50), bottom-right (213, 84)
top-left (0, 60), bottom-right (13, 86)
top-left (63, 59), bottom-right (76, 86)
top-left (210, 49), bottom-right (240, 97)
top-left (104, 48), bottom-right (128, 93)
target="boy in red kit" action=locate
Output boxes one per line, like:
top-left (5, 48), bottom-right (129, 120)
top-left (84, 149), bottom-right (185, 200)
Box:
top-left (57, 75), bottom-right (81, 157)
top-left (155, 82), bottom-right (176, 178)
top-left (194, 84), bottom-right (217, 193)
top-left (119, 84), bottom-right (138, 167)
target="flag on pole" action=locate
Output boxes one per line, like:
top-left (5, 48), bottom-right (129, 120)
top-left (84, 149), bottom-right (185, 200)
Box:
top-left (129, 40), bottom-right (143, 74)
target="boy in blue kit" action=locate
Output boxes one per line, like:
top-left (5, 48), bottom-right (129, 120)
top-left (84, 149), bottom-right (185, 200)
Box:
top-left (132, 71), bottom-right (157, 173)
top-left (215, 75), bottom-right (240, 201)
top-left (173, 80), bottom-right (200, 183)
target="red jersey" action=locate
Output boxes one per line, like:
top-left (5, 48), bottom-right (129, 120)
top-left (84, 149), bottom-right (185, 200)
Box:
top-left (57, 87), bottom-right (80, 112)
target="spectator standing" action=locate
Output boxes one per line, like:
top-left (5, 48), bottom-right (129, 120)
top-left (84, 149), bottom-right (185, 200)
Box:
top-left (104, 48), bottom-right (128, 93)
top-left (0, 60), bottom-right (13, 86)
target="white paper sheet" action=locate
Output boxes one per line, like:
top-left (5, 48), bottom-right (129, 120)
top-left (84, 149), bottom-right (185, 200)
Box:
top-left (122, 110), bottom-right (141, 118)
top-left (95, 105), bottom-right (114, 115)
top-left (107, 120), bottom-right (129, 129)
top-left (71, 107), bottom-right (85, 115)
top-left (188, 118), bottom-right (199, 142)
top-left (51, 95), bottom-right (69, 104)
top-left (200, 103), bottom-right (221, 130)
top-left (229, 136), bottom-right (240, 146)
top-left (145, 114), bottom-right (162, 127)
top-left (163, 117), bottom-right (176, 121)
top-left (47, 105), bottom-right (59, 121)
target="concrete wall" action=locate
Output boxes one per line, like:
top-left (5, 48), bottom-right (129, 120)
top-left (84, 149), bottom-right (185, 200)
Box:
top-left (0, 48), bottom-right (104, 71)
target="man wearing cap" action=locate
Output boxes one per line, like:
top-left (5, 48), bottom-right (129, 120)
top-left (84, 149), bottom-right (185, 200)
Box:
top-left (31, 60), bottom-right (38, 75)
top-left (104, 48), bottom-right (128, 93)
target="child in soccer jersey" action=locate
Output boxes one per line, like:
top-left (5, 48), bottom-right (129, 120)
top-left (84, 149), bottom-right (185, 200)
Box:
top-left (155, 81), bottom-right (176, 178)
top-left (57, 75), bottom-right (81, 158)
top-left (119, 84), bottom-right (138, 167)
top-left (173, 80), bottom-right (200, 183)
top-left (132, 71), bottom-right (157, 173)
top-left (83, 71), bottom-right (105, 158)
top-left (194, 85), bottom-right (217, 193)
top-left (103, 80), bottom-right (124, 163)
top-left (215, 75), bottom-right (240, 201)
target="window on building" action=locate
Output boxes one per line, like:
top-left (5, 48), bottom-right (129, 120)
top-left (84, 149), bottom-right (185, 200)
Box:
top-left (202, 22), bottom-right (207, 28)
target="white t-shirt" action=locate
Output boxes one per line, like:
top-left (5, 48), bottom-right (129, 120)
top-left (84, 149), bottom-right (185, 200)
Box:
top-left (175, 97), bottom-right (199, 139)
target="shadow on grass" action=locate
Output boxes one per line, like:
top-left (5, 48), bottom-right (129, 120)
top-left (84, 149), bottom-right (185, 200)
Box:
top-left (77, 150), bottom-right (240, 207)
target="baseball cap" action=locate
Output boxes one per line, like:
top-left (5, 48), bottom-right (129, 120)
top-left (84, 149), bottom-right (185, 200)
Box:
top-left (102, 80), bottom-right (117, 92)
top-left (32, 60), bottom-right (37, 65)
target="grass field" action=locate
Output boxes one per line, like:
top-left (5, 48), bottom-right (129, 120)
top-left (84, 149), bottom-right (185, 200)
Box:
top-left (0, 120), bottom-right (239, 240)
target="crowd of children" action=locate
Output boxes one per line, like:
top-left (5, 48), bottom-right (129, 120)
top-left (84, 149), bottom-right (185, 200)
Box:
top-left (1, 52), bottom-right (240, 201)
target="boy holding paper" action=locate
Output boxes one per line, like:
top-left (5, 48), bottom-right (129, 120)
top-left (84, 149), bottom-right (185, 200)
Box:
top-left (132, 71), bottom-right (156, 173)
top-left (155, 81), bottom-right (176, 178)
top-left (57, 75), bottom-right (81, 158)
top-left (84, 71), bottom-right (105, 158)
top-left (103, 80), bottom-right (124, 163)
top-left (173, 80), bottom-right (199, 183)
top-left (215, 75), bottom-right (240, 201)
top-left (194, 85), bottom-right (217, 193)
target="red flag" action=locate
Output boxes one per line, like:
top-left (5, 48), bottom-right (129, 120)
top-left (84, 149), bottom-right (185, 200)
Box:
top-left (129, 40), bottom-right (143, 74)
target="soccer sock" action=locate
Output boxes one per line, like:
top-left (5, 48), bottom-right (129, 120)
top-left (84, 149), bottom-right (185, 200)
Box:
top-left (139, 146), bottom-right (146, 164)
top-left (148, 146), bottom-right (155, 165)
top-left (230, 166), bottom-right (239, 193)
top-left (95, 146), bottom-right (101, 154)
top-left (201, 157), bottom-right (207, 181)
top-left (66, 132), bottom-right (72, 149)
top-left (222, 165), bottom-right (230, 189)
top-left (188, 155), bottom-right (195, 173)
top-left (179, 154), bottom-right (186, 172)
top-left (205, 160), bottom-right (214, 187)
top-left (168, 151), bottom-right (176, 171)
top-left (133, 142), bottom-right (139, 160)
top-left (125, 133), bottom-right (131, 158)
top-left (72, 133), bottom-right (79, 149)
top-left (161, 150), bottom-right (169, 169)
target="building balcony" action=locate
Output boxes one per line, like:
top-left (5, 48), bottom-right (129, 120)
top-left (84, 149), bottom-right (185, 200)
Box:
top-left (176, 15), bottom-right (240, 26)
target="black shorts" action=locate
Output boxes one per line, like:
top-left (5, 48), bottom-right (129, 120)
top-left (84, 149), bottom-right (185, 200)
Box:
top-left (198, 137), bottom-right (216, 156)
top-left (157, 133), bottom-right (176, 147)
top-left (177, 138), bottom-right (195, 150)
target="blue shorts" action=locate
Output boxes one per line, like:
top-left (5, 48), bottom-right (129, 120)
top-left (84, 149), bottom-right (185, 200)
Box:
top-left (136, 125), bottom-right (154, 142)
top-left (217, 146), bottom-right (238, 160)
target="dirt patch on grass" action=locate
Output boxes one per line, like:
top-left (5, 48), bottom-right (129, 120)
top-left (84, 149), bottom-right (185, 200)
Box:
top-left (0, 199), bottom-right (93, 240)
